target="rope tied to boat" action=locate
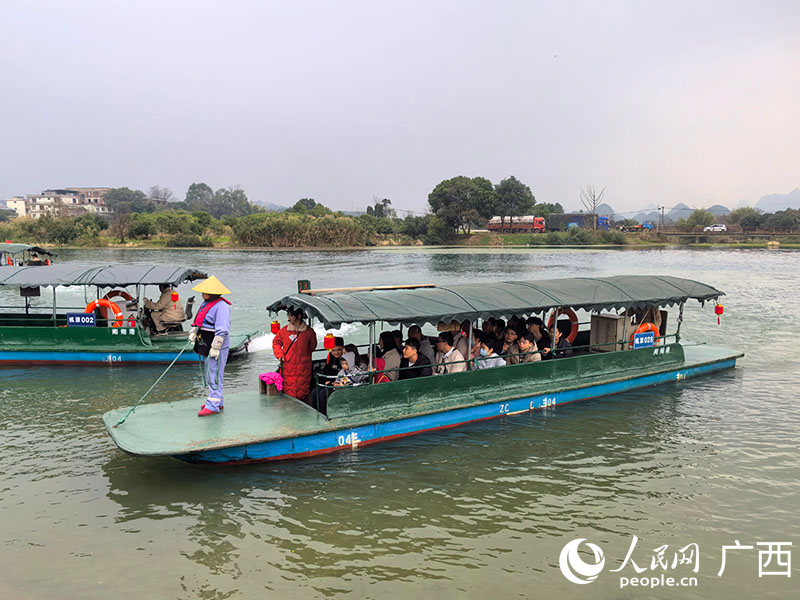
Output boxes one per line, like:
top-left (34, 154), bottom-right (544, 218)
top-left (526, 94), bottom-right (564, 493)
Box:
top-left (113, 340), bottom-right (193, 427)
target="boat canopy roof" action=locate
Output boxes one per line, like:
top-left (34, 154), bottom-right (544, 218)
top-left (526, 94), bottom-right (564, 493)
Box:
top-left (0, 264), bottom-right (207, 288)
top-left (267, 275), bottom-right (724, 328)
top-left (1, 243), bottom-right (55, 256)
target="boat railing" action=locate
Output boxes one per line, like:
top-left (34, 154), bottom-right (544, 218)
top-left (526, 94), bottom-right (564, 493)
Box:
top-left (310, 334), bottom-right (674, 387)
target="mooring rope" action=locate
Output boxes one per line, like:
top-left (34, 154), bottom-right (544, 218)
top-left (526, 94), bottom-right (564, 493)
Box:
top-left (114, 340), bottom-right (193, 427)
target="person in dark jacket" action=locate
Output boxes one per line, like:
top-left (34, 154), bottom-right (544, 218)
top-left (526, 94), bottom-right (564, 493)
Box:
top-left (399, 338), bottom-right (433, 379)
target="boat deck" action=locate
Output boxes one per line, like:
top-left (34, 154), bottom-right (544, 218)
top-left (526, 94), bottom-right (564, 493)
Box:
top-left (103, 343), bottom-right (742, 458)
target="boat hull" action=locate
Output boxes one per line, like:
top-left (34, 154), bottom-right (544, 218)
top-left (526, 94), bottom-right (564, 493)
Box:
top-left (175, 355), bottom-right (737, 465)
top-left (0, 332), bottom-right (257, 365)
top-left (103, 343), bottom-right (742, 465)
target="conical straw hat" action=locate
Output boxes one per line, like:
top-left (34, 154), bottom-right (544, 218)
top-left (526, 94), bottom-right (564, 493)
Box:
top-left (192, 275), bottom-right (231, 295)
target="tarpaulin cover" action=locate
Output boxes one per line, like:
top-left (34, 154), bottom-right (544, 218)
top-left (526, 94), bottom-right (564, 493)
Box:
top-left (0, 264), bottom-right (207, 288)
top-left (266, 275), bottom-right (724, 328)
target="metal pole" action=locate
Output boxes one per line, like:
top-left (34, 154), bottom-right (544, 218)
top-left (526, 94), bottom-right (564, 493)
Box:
top-left (368, 322), bottom-right (375, 380)
top-left (676, 302), bottom-right (685, 343)
top-left (550, 307), bottom-right (559, 356)
top-left (621, 307), bottom-right (629, 351)
top-left (52, 287), bottom-right (57, 323)
top-left (466, 320), bottom-right (473, 369)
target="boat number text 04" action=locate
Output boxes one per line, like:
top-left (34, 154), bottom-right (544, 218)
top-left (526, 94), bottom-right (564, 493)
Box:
top-left (337, 432), bottom-right (360, 446)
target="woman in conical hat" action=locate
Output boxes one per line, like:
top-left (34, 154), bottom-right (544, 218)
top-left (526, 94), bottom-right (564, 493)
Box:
top-left (189, 275), bottom-right (232, 416)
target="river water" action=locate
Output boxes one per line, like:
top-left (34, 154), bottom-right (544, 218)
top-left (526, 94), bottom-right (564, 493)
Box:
top-left (1, 247), bottom-right (797, 599)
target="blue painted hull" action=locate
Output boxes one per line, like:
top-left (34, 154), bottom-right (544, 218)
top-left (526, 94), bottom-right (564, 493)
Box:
top-left (0, 350), bottom-right (201, 365)
top-left (175, 357), bottom-right (737, 465)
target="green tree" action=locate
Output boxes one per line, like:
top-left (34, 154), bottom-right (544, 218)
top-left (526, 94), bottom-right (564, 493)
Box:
top-left (428, 176), bottom-right (496, 235)
top-left (367, 198), bottom-right (395, 218)
top-left (184, 183), bottom-right (215, 212)
top-left (104, 187), bottom-right (153, 213)
top-left (762, 209), bottom-right (799, 229)
top-left (686, 209), bottom-right (714, 229)
top-left (495, 176), bottom-right (536, 231)
top-left (288, 198), bottom-right (317, 212)
top-left (129, 213), bottom-right (156, 238)
top-left (728, 207), bottom-right (764, 229)
top-left (534, 202), bottom-right (564, 219)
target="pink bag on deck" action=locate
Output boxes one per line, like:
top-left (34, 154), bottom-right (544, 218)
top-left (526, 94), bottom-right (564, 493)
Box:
top-left (259, 371), bottom-right (284, 391)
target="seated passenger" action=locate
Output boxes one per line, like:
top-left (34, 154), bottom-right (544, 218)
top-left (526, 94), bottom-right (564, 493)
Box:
top-left (344, 344), bottom-right (368, 371)
top-left (553, 328), bottom-right (573, 359)
top-left (333, 352), bottom-right (369, 386)
top-left (399, 338), bottom-right (433, 379)
top-left (482, 318), bottom-right (496, 336)
top-left (473, 331), bottom-right (506, 369)
top-left (319, 336), bottom-right (345, 385)
top-left (500, 326), bottom-right (520, 364)
top-left (407, 325), bottom-right (434, 363)
top-left (378, 331), bottom-right (402, 381)
top-left (433, 331), bottom-right (467, 374)
top-left (392, 329), bottom-right (404, 351)
top-left (508, 332), bottom-right (542, 364)
top-left (526, 316), bottom-right (552, 359)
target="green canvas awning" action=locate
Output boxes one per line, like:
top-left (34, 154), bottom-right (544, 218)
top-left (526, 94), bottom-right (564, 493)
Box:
top-left (1, 243), bottom-right (55, 257)
top-left (266, 275), bottom-right (724, 328)
top-left (0, 265), bottom-right (207, 288)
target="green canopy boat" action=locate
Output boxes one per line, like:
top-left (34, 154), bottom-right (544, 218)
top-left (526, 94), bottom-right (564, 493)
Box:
top-left (0, 264), bottom-right (256, 365)
top-left (104, 275), bottom-right (742, 464)
top-left (1, 243), bottom-right (55, 267)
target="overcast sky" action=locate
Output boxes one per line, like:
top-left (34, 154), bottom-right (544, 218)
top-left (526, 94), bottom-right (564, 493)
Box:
top-left (1, 1), bottom-right (798, 215)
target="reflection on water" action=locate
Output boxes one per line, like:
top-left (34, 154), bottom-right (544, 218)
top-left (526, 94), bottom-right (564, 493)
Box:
top-left (1, 248), bottom-right (798, 598)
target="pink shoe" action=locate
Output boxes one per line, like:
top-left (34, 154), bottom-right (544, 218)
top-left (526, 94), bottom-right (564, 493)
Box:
top-left (198, 407), bottom-right (220, 417)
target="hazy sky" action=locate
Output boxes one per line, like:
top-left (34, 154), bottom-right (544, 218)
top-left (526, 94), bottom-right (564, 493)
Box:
top-left (2, 1), bottom-right (798, 215)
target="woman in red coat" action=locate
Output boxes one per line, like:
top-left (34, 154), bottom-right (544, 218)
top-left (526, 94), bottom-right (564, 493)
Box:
top-left (272, 307), bottom-right (317, 402)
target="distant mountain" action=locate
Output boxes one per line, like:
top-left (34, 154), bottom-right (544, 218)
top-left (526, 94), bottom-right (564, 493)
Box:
top-left (707, 204), bottom-right (731, 216)
top-left (595, 202), bottom-right (615, 216)
top-left (667, 203), bottom-right (694, 221)
top-left (252, 201), bottom-right (287, 212)
top-left (755, 188), bottom-right (800, 212)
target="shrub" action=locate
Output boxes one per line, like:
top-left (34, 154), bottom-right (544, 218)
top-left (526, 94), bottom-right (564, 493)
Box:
top-left (167, 233), bottom-right (213, 247)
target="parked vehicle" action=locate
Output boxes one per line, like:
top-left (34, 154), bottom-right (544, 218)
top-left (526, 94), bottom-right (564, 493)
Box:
top-left (618, 221), bottom-right (655, 232)
top-left (703, 224), bottom-right (728, 232)
top-left (487, 215), bottom-right (546, 233)
top-left (547, 213), bottom-right (609, 231)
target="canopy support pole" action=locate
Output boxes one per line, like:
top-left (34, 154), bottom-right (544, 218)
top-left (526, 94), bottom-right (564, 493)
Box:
top-left (621, 307), bottom-right (629, 351)
top-left (52, 287), bottom-right (57, 323)
top-left (676, 302), bottom-right (685, 342)
top-left (466, 321), bottom-right (473, 369)
top-left (368, 322), bottom-right (375, 380)
top-left (550, 307), bottom-right (559, 356)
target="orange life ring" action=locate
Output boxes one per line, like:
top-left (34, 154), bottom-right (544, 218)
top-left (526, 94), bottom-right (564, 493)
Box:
top-left (547, 308), bottom-right (579, 343)
top-left (101, 289), bottom-right (133, 324)
top-left (6, 256), bottom-right (12, 266)
top-left (85, 298), bottom-right (124, 327)
top-left (629, 322), bottom-right (660, 348)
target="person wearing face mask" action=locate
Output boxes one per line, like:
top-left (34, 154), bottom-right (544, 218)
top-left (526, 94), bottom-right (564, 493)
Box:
top-left (272, 307), bottom-right (317, 402)
top-left (472, 331), bottom-right (506, 369)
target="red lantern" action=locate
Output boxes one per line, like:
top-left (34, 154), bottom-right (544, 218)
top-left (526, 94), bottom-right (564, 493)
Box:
top-left (171, 290), bottom-right (179, 310)
top-left (324, 333), bottom-right (335, 350)
top-left (714, 303), bottom-right (724, 325)
top-left (271, 320), bottom-right (280, 334)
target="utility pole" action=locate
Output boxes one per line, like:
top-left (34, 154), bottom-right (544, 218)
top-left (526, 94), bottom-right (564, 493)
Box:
top-left (657, 206), bottom-right (666, 233)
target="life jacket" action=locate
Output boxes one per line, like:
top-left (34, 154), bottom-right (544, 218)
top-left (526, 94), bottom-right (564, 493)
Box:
top-left (193, 297), bottom-right (231, 329)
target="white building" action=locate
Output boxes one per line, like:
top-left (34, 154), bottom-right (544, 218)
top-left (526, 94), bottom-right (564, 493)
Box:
top-left (6, 188), bottom-right (114, 219)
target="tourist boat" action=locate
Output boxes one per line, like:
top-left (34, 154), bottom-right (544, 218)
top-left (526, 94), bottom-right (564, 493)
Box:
top-left (103, 275), bottom-right (742, 464)
top-left (0, 264), bottom-right (255, 365)
top-left (1, 243), bottom-right (55, 267)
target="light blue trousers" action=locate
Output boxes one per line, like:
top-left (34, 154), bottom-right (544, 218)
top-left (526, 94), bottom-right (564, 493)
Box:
top-left (204, 347), bottom-right (229, 411)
